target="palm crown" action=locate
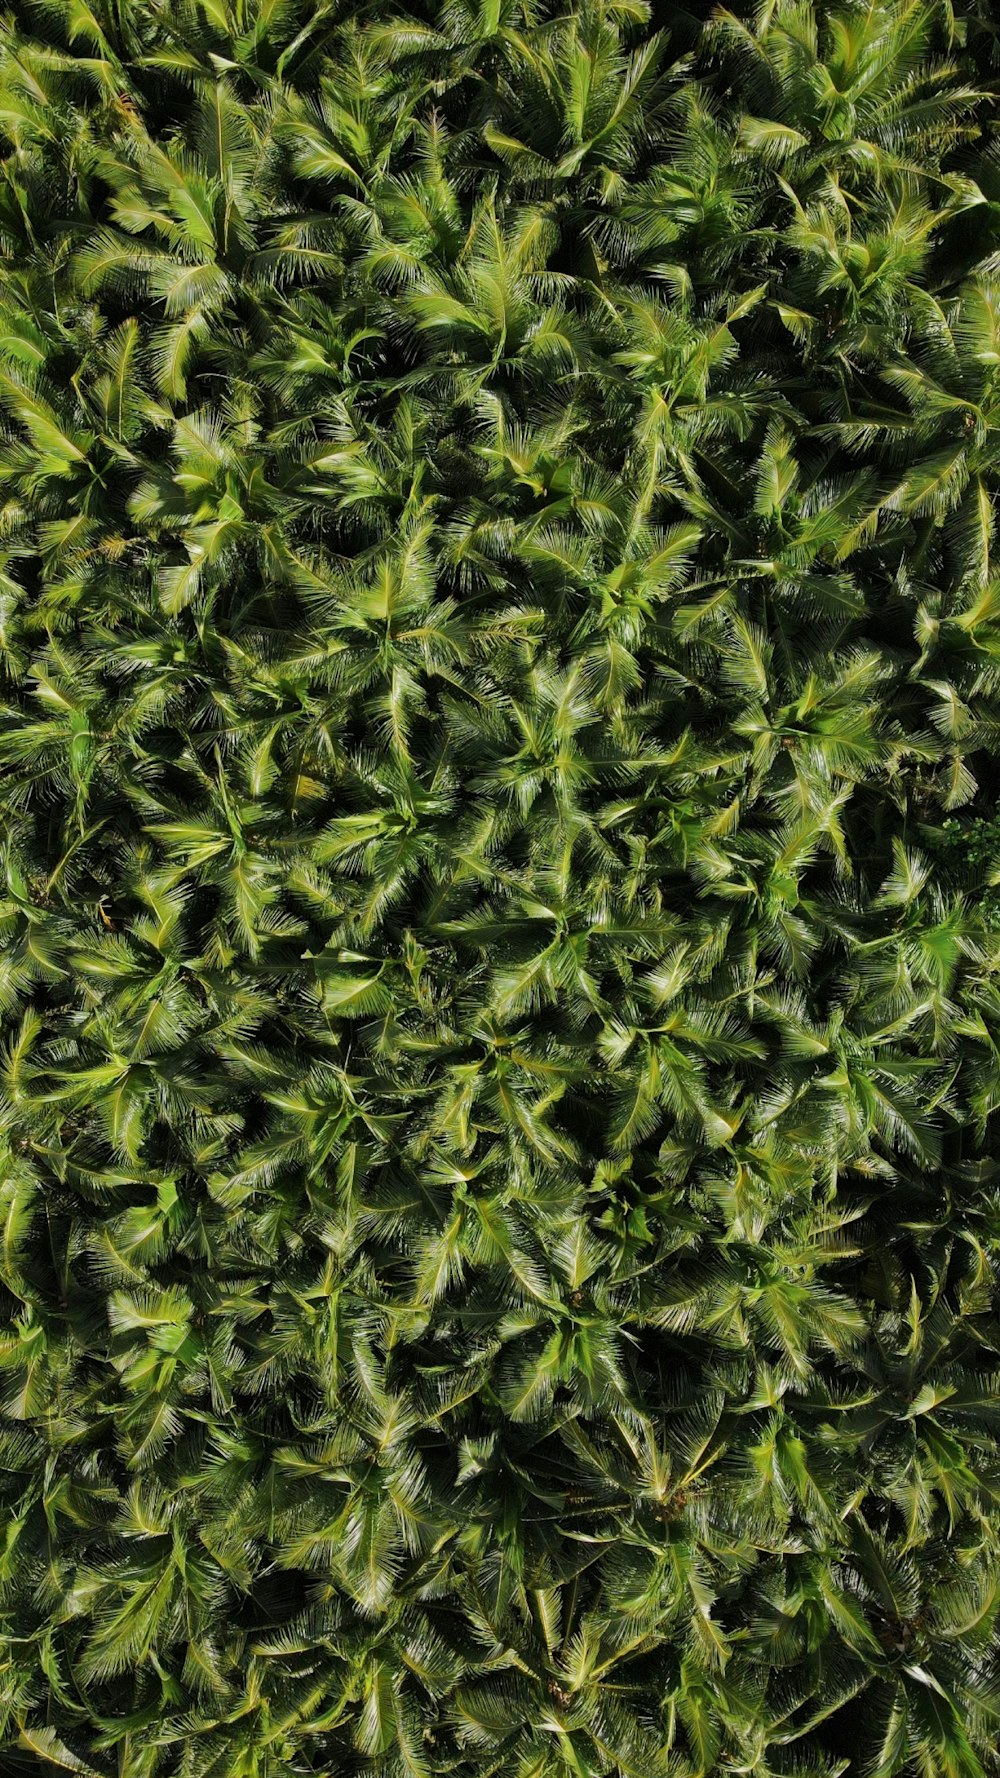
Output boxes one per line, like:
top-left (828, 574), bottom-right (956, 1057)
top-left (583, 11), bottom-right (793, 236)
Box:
top-left (2, 2), bottom-right (1000, 1777)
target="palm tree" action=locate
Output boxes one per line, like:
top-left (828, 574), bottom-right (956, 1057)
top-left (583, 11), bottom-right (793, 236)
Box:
top-left (2, 1), bottom-right (1000, 1776)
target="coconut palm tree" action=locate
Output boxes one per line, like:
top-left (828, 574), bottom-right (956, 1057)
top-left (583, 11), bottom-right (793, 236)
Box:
top-left (2, 2), bottom-right (1000, 1776)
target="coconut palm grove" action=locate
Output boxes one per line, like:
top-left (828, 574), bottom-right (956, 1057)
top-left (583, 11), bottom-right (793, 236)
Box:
top-left (7, 0), bottom-right (1000, 1773)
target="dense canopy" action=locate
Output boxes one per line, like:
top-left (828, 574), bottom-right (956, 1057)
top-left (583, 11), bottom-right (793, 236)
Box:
top-left (3, 1), bottom-right (1000, 1775)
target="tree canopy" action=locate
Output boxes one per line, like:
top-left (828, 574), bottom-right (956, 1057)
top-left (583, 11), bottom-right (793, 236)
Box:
top-left (3, 1), bottom-right (1000, 1775)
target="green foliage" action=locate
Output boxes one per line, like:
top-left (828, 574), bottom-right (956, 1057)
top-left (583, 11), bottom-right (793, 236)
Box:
top-left (924, 816), bottom-right (1000, 925)
top-left (2, 1), bottom-right (1000, 1775)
